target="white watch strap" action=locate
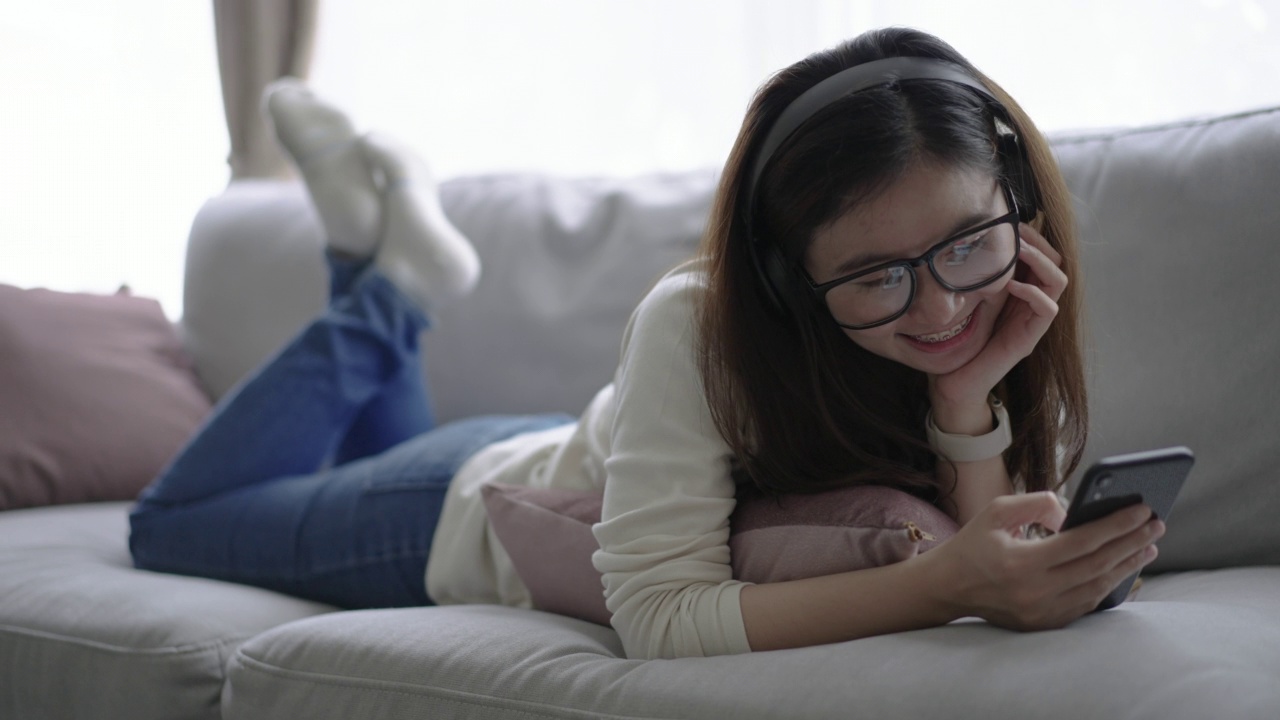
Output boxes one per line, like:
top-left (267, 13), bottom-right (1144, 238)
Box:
top-left (925, 395), bottom-right (1012, 462)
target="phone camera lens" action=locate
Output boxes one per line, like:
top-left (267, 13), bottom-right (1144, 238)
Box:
top-left (1098, 474), bottom-right (1113, 489)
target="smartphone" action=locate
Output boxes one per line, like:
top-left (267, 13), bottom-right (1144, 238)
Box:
top-left (1062, 446), bottom-right (1195, 611)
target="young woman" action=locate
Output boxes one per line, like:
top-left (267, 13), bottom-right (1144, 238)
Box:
top-left (129, 27), bottom-right (1164, 661)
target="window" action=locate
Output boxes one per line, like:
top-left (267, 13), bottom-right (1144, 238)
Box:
top-left (2, 3), bottom-right (223, 319)
top-left (4, 0), bottom-right (1277, 317)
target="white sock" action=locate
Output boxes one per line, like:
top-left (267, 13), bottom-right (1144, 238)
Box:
top-left (262, 78), bottom-right (380, 257)
top-left (359, 132), bottom-right (481, 311)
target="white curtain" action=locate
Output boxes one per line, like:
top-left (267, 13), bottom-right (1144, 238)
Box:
top-left (2, 0), bottom-right (1278, 317)
top-left (310, 0), bottom-right (1280, 178)
top-left (213, 0), bottom-right (319, 180)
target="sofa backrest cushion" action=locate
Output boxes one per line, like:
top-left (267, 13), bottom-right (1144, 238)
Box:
top-left (1051, 107), bottom-right (1280, 571)
top-left (181, 172), bottom-right (715, 420)
top-left (180, 108), bottom-right (1280, 572)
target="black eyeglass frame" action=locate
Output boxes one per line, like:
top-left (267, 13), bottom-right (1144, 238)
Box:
top-left (805, 190), bottom-right (1023, 330)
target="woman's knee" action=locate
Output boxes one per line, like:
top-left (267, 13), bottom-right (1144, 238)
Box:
top-left (127, 500), bottom-right (167, 567)
top-left (127, 501), bottom-right (190, 571)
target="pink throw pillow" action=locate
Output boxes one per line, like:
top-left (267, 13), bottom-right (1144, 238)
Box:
top-left (0, 285), bottom-right (212, 510)
top-left (482, 482), bottom-right (958, 626)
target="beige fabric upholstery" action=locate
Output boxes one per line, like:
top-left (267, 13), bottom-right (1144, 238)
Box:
top-left (183, 110), bottom-right (1280, 572)
top-left (1052, 108), bottom-right (1280, 570)
top-left (181, 172), bottom-right (716, 414)
top-left (5, 505), bottom-right (1277, 720)
top-left (222, 573), bottom-right (1280, 719)
top-left (0, 503), bottom-right (335, 720)
top-left (2, 107), bottom-right (1278, 720)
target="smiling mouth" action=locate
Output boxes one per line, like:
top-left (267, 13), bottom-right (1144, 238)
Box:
top-left (907, 312), bottom-right (974, 344)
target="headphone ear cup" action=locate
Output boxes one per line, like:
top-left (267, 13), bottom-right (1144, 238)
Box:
top-left (763, 245), bottom-right (792, 310)
top-left (996, 133), bottom-right (1040, 223)
top-left (749, 235), bottom-right (790, 314)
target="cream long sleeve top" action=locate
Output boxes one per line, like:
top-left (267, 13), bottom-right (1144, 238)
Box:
top-left (424, 257), bottom-right (752, 659)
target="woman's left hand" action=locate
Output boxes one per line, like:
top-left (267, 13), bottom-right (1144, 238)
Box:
top-left (930, 223), bottom-right (1068, 416)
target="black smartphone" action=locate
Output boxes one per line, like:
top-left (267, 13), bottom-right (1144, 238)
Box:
top-left (1062, 446), bottom-right (1195, 611)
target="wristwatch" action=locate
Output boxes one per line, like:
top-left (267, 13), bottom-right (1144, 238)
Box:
top-left (925, 394), bottom-right (1012, 462)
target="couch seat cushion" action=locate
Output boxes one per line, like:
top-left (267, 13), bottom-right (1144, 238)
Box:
top-left (224, 569), bottom-right (1280, 720)
top-left (0, 502), bottom-right (336, 720)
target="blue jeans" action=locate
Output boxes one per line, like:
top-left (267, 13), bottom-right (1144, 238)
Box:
top-left (129, 253), bottom-right (572, 608)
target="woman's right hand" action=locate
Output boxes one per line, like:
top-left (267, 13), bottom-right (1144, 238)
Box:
top-left (927, 492), bottom-right (1165, 631)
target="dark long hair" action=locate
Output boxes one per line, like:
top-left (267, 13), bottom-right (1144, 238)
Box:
top-left (697, 27), bottom-right (1087, 500)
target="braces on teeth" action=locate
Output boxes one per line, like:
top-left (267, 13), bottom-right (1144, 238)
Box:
top-left (911, 313), bottom-right (972, 343)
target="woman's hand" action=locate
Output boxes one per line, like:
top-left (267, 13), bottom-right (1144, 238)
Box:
top-left (930, 223), bottom-right (1068, 416)
top-left (926, 492), bottom-right (1165, 631)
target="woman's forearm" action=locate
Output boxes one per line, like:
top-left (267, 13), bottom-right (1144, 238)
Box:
top-left (741, 490), bottom-right (1165, 653)
top-left (940, 454), bottom-right (1014, 526)
top-left (930, 400), bottom-right (1015, 526)
top-left (738, 550), bottom-right (961, 652)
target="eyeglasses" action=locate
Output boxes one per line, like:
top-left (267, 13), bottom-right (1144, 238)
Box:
top-left (805, 203), bottom-right (1021, 330)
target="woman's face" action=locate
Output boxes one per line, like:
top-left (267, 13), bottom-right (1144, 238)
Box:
top-left (803, 162), bottom-right (1013, 377)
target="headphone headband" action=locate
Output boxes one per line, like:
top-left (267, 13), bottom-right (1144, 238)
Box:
top-left (746, 57), bottom-right (999, 211)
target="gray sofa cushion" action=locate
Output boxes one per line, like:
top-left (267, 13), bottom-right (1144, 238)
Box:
top-left (223, 571), bottom-right (1280, 720)
top-left (0, 503), bottom-right (335, 720)
top-left (179, 109), bottom-right (1280, 574)
top-left (3, 106), bottom-right (1280, 720)
top-left (181, 172), bottom-right (715, 421)
top-left (1052, 107), bottom-right (1280, 570)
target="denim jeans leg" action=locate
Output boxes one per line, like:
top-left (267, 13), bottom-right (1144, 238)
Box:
top-left (327, 249), bottom-right (437, 465)
top-left (133, 267), bottom-right (429, 511)
top-left (326, 248), bottom-right (371, 298)
top-left (128, 413), bottom-right (575, 608)
top-left (332, 359), bottom-right (435, 466)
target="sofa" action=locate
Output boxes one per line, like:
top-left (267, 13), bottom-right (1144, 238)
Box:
top-left (2, 106), bottom-right (1279, 720)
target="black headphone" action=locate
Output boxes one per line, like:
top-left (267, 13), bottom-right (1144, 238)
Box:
top-left (742, 56), bottom-right (1042, 313)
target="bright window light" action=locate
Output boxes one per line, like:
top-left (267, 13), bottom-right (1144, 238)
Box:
top-left (3, 1), bottom-right (1278, 318)
top-left (1, 3), bottom-right (225, 319)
